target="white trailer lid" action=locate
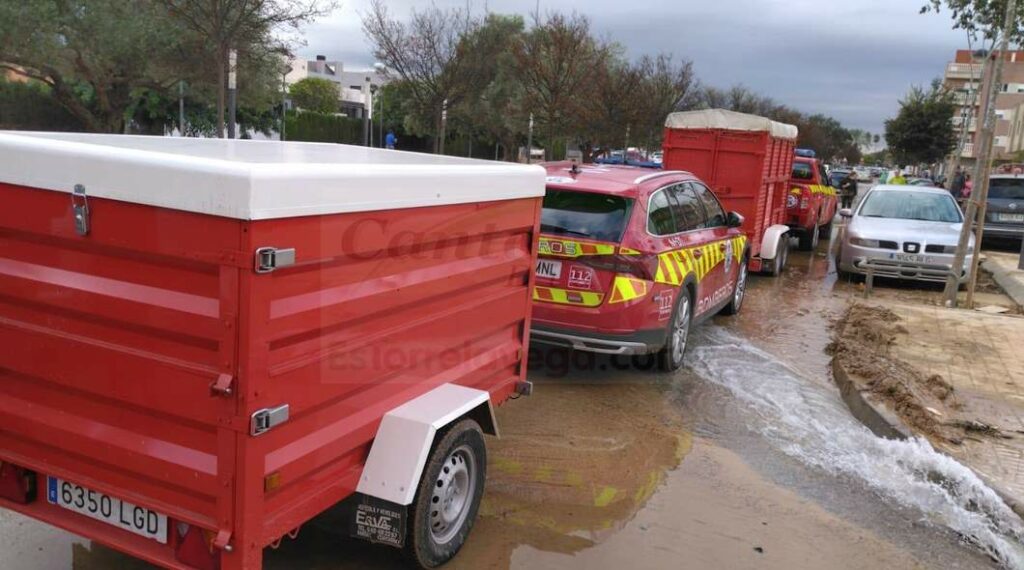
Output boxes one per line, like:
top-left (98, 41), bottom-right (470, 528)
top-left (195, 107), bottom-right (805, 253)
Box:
top-left (664, 109), bottom-right (798, 140)
top-left (0, 132), bottom-right (546, 220)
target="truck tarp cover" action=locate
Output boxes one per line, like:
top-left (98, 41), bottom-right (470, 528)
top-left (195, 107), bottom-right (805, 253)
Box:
top-left (665, 109), bottom-right (798, 140)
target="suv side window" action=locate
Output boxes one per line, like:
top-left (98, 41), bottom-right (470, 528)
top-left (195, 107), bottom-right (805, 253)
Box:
top-left (647, 189), bottom-right (676, 235)
top-left (690, 182), bottom-right (727, 228)
top-left (668, 184), bottom-right (706, 232)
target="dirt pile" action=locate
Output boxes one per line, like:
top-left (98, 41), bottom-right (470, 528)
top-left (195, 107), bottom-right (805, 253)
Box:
top-left (828, 304), bottom-right (962, 442)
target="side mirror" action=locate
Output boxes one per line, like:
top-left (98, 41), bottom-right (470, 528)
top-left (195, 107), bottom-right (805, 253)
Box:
top-left (839, 208), bottom-right (853, 218)
top-left (726, 211), bottom-right (745, 228)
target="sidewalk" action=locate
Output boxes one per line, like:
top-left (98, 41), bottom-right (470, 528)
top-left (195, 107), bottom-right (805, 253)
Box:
top-left (983, 250), bottom-right (1024, 309)
top-left (831, 301), bottom-right (1024, 515)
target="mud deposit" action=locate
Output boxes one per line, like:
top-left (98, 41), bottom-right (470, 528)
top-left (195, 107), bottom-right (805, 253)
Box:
top-left (830, 304), bottom-right (961, 441)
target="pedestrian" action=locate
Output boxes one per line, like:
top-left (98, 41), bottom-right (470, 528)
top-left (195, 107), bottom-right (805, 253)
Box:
top-left (962, 174), bottom-right (973, 200)
top-left (839, 170), bottom-right (858, 209)
top-left (385, 129), bottom-right (397, 150)
top-left (890, 169), bottom-right (907, 185)
top-left (878, 168), bottom-right (889, 184)
top-left (950, 167), bottom-right (965, 196)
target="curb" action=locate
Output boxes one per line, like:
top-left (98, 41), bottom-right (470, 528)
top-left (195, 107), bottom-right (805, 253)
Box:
top-left (982, 257), bottom-right (1024, 310)
top-left (831, 358), bottom-right (1024, 519)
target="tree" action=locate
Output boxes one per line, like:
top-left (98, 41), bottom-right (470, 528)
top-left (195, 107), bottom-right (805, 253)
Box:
top-left (289, 77), bottom-right (338, 113)
top-left (633, 54), bottom-right (700, 155)
top-left (0, 0), bottom-right (195, 133)
top-left (885, 81), bottom-right (956, 166)
top-left (163, 0), bottom-right (334, 137)
top-left (513, 12), bottom-right (608, 160)
top-left (363, 0), bottom-right (485, 152)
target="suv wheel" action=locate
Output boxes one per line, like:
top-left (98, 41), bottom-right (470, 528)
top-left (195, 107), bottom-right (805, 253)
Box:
top-left (657, 292), bottom-right (692, 372)
top-left (721, 261), bottom-right (748, 315)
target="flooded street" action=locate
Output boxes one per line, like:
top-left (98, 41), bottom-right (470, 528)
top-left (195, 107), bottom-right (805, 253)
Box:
top-left (3, 223), bottom-right (1020, 569)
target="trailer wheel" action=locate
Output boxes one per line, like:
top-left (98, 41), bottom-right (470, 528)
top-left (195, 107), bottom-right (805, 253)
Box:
top-left (768, 236), bottom-right (789, 277)
top-left (407, 419), bottom-right (486, 569)
top-left (657, 290), bottom-right (692, 372)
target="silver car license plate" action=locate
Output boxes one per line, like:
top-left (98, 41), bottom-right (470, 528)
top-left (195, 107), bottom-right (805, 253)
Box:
top-left (889, 253), bottom-right (933, 264)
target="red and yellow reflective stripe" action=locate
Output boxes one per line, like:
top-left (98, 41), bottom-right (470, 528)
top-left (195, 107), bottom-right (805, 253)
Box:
top-left (538, 237), bottom-right (616, 258)
top-left (533, 286), bottom-right (604, 307)
top-left (607, 276), bottom-right (651, 304)
top-left (618, 246), bottom-right (643, 256)
top-left (653, 235), bottom-right (747, 287)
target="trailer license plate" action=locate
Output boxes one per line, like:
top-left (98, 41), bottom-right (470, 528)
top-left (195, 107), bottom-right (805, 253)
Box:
top-left (535, 259), bottom-right (562, 279)
top-left (47, 477), bottom-right (168, 544)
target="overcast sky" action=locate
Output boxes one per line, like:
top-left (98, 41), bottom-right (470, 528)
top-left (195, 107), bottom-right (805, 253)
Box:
top-left (294, 0), bottom-right (967, 135)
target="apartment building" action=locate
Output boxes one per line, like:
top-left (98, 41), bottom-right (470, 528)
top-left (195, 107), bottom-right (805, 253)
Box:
top-left (943, 49), bottom-right (1024, 164)
top-left (284, 55), bottom-right (388, 119)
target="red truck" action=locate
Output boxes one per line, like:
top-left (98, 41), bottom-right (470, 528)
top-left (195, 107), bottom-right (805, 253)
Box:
top-left (0, 132), bottom-right (545, 569)
top-left (787, 152), bottom-right (837, 250)
top-left (662, 109), bottom-right (797, 276)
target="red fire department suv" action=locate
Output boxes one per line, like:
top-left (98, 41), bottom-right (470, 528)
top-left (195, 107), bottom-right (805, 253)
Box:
top-left (531, 163), bottom-right (749, 371)
top-left (787, 153), bottom-right (837, 250)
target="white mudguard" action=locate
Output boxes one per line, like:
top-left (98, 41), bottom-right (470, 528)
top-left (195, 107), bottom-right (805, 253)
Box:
top-left (356, 383), bottom-right (497, 505)
top-left (760, 224), bottom-right (790, 260)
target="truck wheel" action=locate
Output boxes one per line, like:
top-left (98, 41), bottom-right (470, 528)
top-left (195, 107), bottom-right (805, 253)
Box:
top-left (721, 260), bottom-right (748, 315)
top-left (798, 222), bottom-right (819, 251)
top-left (407, 419), bottom-right (486, 569)
top-left (657, 291), bottom-right (692, 372)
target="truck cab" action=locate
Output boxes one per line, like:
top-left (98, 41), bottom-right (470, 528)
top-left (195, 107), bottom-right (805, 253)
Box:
top-left (787, 152), bottom-right (837, 250)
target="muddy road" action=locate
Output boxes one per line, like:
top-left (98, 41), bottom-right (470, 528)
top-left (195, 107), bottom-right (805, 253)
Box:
top-left (4, 221), bottom-right (1021, 569)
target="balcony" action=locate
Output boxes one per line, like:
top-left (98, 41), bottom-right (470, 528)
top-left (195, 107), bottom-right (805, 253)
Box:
top-left (952, 116), bottom-right (979, 131)
top-left (962, 142), bottom-right (974, 158)
top-left (946, 62), bottom-right (983, 79)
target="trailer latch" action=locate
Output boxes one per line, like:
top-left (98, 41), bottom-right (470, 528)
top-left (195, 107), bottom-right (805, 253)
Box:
top-left (72, 184), bottom-right (90, 236)
top-left (254, 247), bottom-right (296, 273)
top-left (251, 404), bottom-right (289, 436)
top-left (210, 373), bottom-right (234, 397)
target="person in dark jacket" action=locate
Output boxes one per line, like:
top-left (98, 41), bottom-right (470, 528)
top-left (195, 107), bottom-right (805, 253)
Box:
top-left (950, 167), bottom-right (966, 196)
top-left (839, 170), bottom-right (858, 209)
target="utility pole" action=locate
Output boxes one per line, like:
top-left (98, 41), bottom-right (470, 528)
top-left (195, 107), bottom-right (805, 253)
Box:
top-left (281, 65), bottom-right (290, 142)
top-left (227, 49), bottom-right (237, 139)
top-left (949, 49), bottom-right (987, 179)
top-left (363, 75), bottom-right (372, 147)
top-left (944, 0), bottom-right (1018, 307)
top-left (439, 98), bottom-right (448, 155)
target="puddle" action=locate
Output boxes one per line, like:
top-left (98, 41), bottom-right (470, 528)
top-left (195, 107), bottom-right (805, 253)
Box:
top-left (689, 325), bottom-right (1024, 569)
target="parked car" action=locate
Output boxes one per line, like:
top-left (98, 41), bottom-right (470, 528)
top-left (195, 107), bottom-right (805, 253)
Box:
top-left (854, 166), bottom-right (873, 179)
top-left (531, 163), bottom-right (749, 371)
top-left (829, 169), bottom-right (852, 189)
top-left (984, 175), bottom-right (1024, 242)
top-left (0, 132), bottom-right (546, 570)
top-left (837, 185), bottom-right (974, 284)
top-left (907, 177), bottom-right (938, 187)
top-left (788, 153), bottom-right (838, 251)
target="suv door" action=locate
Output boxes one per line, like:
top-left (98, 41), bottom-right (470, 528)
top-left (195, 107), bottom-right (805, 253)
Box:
top-left (688, 181), bottom-right (735, 316)
top-left (665, 183), bottom-right (716, 306)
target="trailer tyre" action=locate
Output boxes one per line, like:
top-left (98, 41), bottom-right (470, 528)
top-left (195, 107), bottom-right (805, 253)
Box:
top-left (768, 236), bottom-right (789, 277)
top-left (407, 419), bottom-right (487, 569)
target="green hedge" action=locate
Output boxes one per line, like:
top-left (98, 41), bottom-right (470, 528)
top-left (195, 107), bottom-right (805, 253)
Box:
top-left (285, 111), bottom-right (363, 144)
top-left (0, 79), bottom-right (84, 131)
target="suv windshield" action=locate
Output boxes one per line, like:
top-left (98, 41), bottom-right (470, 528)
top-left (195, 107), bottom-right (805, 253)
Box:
top-left (859, 190), bottom-right (962, 223)
top-left (541, 190), bottom-right (633, 242)
top-left (989, 178), bottom-right (1024, 200)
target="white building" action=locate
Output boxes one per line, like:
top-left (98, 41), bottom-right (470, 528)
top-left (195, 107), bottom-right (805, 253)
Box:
top-left (285, 55), bottom-right (387, 119)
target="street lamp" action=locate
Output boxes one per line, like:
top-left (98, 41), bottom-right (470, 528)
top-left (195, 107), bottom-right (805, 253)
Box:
top-left (374, 62), bottom-right (386, 148)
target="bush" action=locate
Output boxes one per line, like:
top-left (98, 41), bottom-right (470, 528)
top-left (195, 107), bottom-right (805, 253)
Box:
top-left (289, 77), bottom-right (340, 114)
top-left (0, 79), bottom-right (85, 131)
top-left (285, 110), bottom-right (363, 144)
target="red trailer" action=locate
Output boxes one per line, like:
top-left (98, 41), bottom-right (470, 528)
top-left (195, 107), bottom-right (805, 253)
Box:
top-left (0, 132), bottom-right (545, 569)
top-left (662, 109), bottom-right (797, 275)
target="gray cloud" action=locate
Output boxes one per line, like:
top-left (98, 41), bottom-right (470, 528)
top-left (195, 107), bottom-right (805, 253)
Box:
top-left (293, 0), bottom-right (966, 134)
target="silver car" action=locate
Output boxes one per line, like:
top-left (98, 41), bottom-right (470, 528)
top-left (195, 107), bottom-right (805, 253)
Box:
top-left (838, 185), bottom-right (974, 284)
top-left (985, 175), bottom-right (1024, 241)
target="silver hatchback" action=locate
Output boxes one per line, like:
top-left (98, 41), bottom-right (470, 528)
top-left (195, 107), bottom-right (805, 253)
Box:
top-left (837, 185), bottom-right (974, 284)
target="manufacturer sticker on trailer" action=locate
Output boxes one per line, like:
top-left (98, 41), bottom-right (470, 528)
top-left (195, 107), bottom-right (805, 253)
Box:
top-left (47, 477), bottom-right (168, 543)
